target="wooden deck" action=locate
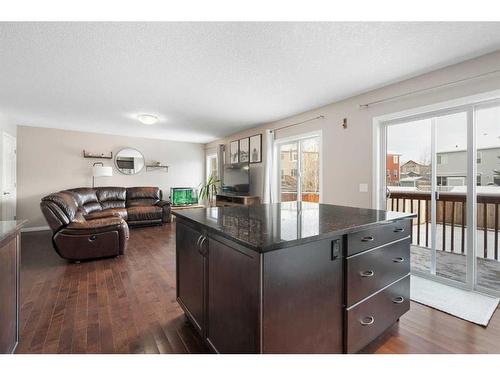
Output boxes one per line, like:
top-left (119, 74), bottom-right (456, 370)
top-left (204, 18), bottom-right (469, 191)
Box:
top-left (411, 245), bottom-right (500, 290)
top-left (16, 223), bottom-right (500, 354)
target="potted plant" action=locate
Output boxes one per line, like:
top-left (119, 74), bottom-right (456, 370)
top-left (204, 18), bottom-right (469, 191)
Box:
top-left (199, 174), bottom-right (220, 206)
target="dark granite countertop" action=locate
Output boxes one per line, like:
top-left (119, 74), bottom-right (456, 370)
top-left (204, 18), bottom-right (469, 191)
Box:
top-left (0, 220), bottom-right (26, 246)
top-left (172, 202), bottom-right (415, 252)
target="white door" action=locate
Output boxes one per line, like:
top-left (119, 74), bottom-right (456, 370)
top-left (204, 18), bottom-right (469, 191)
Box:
top-left (2, 132), bottom-right (17, 220)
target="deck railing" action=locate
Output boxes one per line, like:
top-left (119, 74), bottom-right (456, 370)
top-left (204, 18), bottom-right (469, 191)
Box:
top-left (388, 190), bottom-right (500, 260)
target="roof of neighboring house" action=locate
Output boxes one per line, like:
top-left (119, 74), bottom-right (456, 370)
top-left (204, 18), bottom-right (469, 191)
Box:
top-left (401, 160), bottom-right (427, 167)
top-left (401, 171), bottom-right (421, 177)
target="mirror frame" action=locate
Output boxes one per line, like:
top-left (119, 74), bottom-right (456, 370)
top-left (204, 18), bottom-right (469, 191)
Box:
top-left (114, 147), bottom-right (145, 175)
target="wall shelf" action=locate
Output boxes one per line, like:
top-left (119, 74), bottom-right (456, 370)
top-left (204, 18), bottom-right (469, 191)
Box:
top-left (83, 150), bottom-right (113, 159)
top-left (146, 165), bottom-right (169, 172)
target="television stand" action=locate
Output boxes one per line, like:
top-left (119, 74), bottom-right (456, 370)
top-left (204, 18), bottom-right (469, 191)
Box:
top-left (215, 194), bottom-right (260, 207)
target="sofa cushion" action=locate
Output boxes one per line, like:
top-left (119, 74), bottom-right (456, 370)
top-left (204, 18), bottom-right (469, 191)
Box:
top-left (85, 208), bottom-right (128, 221)
top-left (97, 187), bottom-right (126, 209)
top-left (127, 206), bottom-right (162, 222)
top-left (67, 187), bottom-right (102, 214)
top-left (126, 187), bottom-right (161, 207)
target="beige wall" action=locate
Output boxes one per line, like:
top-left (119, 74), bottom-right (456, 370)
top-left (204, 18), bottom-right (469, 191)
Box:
top-left (207, 50), bottom-right (500, 208)
top-left (18, 126), bottom-right (204, 228)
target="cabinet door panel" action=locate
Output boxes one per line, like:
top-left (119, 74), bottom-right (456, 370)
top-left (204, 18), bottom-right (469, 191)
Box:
top-left (176, 221), bottom-right (205, 334)
top-left (207, 238), bottom-right (260, 353)
top-left (0, 238), bottom-right (17, 354)
top-left (263, 238), bottom-right (343, 353)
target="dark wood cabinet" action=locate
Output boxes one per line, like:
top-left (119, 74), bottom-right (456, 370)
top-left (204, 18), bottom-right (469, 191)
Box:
top-left (206, 236), bottom-right (260, 353)
top-left (262, 238), bottom-right (343, 353)
top-left (344, 218), bottom-right (411, 353)
top-left (175, 216), bottom-right (411, 354)
top-left (176, 221), bottom-right (206, 335)
top-left (346, 275), bottom-right (410, 353)
top-left (346, 237), bottom-right (410, 306)
top-left (0, 230), bottom-right (20, 354)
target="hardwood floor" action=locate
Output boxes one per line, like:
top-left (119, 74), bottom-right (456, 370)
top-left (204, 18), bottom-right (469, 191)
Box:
top-left (16, 223), bottom-right (500, 354)
top-left (17, 224), bottom-right (208, 354)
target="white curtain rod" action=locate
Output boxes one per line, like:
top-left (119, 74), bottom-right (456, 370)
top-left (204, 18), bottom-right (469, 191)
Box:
top-left (358, 68), bottom-right (500, 109)
top-left (270, 115), bottom-right (325, 133)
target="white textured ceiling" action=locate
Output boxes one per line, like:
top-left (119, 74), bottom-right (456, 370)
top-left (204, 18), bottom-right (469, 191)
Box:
top-left (1, 22), bottom-right (500, 143)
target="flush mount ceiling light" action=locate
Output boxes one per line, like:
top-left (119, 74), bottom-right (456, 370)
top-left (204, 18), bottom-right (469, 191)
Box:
top-left (137, 114), bottom-right (159, 125)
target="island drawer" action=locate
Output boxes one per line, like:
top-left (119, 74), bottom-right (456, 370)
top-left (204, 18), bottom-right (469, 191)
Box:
top-left (346, 219), bottom-right (411, 256)
top-left (346, 237), bottom-right (410, 307)
top-left (345, 275), bottom-right (410, 354)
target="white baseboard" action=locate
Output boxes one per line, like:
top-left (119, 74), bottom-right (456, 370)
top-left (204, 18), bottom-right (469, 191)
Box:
top-left (21, 225), bottom-right (50, 233)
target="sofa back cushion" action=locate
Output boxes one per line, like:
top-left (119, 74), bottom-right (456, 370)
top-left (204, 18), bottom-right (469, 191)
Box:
top-left (96, 187), bottom-right (127, 209)
top-left (66, 187), bottom-right (102, 214)
top-left (40, 191), bottom-right (79, 231)
top-left (126, 187), bottom-right (161, 207)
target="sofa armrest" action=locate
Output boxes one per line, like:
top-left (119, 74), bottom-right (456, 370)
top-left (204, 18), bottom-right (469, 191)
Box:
top-left (54, 217), bottom-right (129, 260)
top-left (156, 200), bottom-right (171, 207)
top-left (156, 200), bottom-right (172, 223)
top-left (63, 217), bottom-right (127, 235)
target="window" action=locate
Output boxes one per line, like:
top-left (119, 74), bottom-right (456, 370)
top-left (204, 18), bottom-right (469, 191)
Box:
top-left (393, 155), bottom-right (399, 164)
top-left (379, 95), bottom-right (500, 295)
top-left (277, 134), bottom-right (321, 203)
top-left (393, 170), bottom-right (398, 177)
top-left (281, 152), bottom-right (285, 160)
top-left (206, 153), bottom-right (218, 181)
top-left (437, 154), bottom-right (448, 165)
top-left (437, 176), bottom-right (449, 186)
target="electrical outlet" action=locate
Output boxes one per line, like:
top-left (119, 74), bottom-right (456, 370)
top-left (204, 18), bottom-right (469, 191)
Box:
top-left (359, 183), bottom-right (368, 193)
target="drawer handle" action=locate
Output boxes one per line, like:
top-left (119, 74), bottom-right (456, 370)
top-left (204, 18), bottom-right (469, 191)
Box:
top-left (360, 270), bottom-right (374, 277)
top-left (392, 296), bottom-right (405, 304)
top-left (392, 257), bottom-right (405, 263)
top-left (89, 235), bottom-right (97, 241)
top-left (199, 236), bottom-right (208, 256)
top-left (360, 316), bottom-right (375, 326)
top-left (361, 236), bottom-right (374, 242)
top-left (393, 228), bottom-right (405, 233)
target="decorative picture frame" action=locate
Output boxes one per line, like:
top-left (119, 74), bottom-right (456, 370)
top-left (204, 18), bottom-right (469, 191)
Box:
top-left (249, 134), bottom-right (262, 163)
top-left (239, 137), bottom-right (250, 163)
top-left (229, 140), bottom-right (239, 164)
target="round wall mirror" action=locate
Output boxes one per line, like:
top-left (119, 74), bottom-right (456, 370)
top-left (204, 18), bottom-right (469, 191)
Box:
top-left (115, 148), bottom-right (145, 175)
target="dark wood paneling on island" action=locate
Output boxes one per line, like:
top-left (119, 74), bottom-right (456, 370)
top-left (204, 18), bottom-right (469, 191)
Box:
top-left (0, 221), bottom-right (24, 354)
top-left (173, 202), bottom-right (415, 353)
top-left (263, 238), bottom-right (343, 353)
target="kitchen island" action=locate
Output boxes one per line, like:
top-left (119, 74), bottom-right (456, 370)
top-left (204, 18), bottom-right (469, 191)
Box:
top-left (173, 202), bottom-right (415, 353)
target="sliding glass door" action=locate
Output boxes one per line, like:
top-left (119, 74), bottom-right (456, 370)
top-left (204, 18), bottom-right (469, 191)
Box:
top-left (386, 118), bottom-right (435, 279)
top-left (278, 135), bottom-right (320, 203)
top-left (434, 111), bottom-right (469, 284)
top-left (475, 102), bottom-right (500, 293)
top-left (382, 99), bottom-right (500, 296)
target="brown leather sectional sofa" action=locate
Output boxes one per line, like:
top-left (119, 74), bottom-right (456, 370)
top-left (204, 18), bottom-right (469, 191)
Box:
top-left (40, 186), bottom-right (171, 261)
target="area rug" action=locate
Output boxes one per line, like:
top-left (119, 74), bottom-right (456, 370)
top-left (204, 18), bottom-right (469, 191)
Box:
top-left (410, 275), bottom-right (500, 326)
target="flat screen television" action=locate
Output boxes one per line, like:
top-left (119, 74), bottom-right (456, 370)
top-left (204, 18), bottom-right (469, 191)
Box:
top-left (222, 162), bottom-right (250, 194)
